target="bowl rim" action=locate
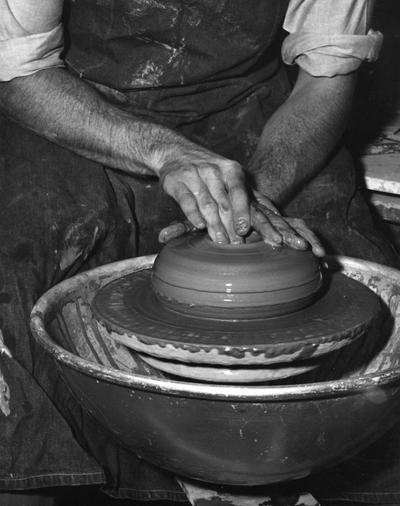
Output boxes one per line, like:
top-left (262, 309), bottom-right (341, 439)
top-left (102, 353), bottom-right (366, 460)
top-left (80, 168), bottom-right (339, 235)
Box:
top-left (30, 254), bottom-right (400, 402)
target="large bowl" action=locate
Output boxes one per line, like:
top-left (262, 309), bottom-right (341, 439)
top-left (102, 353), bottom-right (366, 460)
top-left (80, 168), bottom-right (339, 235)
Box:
top-left (30, 256), bottom-right (400, 486)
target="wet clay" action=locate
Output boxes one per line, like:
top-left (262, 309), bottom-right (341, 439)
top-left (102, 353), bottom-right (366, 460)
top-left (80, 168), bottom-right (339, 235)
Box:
top-left (152, 233), bottom-right (322, 316)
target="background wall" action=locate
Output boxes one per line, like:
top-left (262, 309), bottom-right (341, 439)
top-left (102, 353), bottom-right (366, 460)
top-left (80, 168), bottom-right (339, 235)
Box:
top-left (348, 0), bottom-right (400, 252)
top-left (350, 0), bottom-right (400, 145)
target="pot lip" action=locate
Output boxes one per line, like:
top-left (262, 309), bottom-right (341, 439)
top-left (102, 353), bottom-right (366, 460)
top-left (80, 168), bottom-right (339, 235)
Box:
top-left (30, 254), bottom-right (400, 402)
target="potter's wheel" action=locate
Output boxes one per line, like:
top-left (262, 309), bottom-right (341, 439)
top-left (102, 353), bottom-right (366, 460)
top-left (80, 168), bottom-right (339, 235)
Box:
top-left (92, 233), bottom-right (381, 382)
top-left (31, 254), bottom-right (400, 484)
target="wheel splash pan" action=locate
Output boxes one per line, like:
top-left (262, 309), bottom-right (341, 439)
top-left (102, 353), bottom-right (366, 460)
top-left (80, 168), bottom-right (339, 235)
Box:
top-left (30, 256), bottom-right (400, 487)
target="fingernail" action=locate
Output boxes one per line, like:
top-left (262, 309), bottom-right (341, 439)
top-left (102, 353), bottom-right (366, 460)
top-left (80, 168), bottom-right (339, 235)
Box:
top-left (236, 218), bottom-right (249, 235)
top-left (268, 233), bottom-right (282, 244)
top-left (263, 238), bottom-right (282, 248)
top-left (314, 245), bottom-right (326, 257)
top-left (159, 231), bottom-right (173, 243)
top-left (231, 236), bottom-right (244, 245)
top-left (295, 237), bottom-right (308, 249)
top-left (215, 232), bottom-right (228, 244)
top-left (191, 220), bottom-right (206, 231)
top-left (284, 234), bottom-right (306, 249)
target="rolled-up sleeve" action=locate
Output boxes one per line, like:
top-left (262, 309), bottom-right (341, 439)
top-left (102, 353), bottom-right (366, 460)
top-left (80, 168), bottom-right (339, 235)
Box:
top-left (0, 1), bottom-right (64, 82)
top-left (282, 0), bottom-right (383, 77)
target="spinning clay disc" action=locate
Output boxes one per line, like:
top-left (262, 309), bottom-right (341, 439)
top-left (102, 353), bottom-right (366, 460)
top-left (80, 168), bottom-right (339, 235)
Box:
top-left (92, 269), bottom-right (381, 367)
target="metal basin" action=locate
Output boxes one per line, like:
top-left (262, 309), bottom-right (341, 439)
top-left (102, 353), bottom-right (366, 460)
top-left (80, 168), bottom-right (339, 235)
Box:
top-left (30, 256), bottom-right (400, 486)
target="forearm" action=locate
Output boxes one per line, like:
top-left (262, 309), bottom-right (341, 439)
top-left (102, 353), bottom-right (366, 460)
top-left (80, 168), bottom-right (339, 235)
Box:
top-left (247, 70), bottom-right (357, 206)
top-left (0, 67), bottom-right (253, 243)
top-left (0, 67), bottom-right (186, 176)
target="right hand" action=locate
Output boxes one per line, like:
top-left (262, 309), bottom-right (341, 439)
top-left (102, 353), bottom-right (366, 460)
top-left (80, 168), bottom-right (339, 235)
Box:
top-left (159, 142), bottom-right (251, 244)
top-left (157, 142), bottom-right (325, 257)
top-left (159, 198), bottom-right (325, 258)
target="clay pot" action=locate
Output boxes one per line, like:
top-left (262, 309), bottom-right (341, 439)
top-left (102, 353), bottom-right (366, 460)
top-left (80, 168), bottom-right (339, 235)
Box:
top-left (152, 232), bottom-right (322, 317)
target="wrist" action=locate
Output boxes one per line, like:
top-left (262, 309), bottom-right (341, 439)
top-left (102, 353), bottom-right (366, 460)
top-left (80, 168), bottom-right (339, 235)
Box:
top-left (146, 131), bottom-right (205, 178)
top-left (125, 121), bottom-right (189, 177)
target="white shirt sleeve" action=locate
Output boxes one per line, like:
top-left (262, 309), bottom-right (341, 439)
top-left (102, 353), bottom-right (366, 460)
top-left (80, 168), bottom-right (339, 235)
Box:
top-left (0, 0), bottom-right (64, 82)
top-left (282, 0), bottom-right (383, 77)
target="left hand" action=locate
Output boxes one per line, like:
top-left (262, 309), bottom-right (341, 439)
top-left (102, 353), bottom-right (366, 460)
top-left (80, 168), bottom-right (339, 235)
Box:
top-left (250, 191), bottom-right (325, 257)
top-left (159, 190), bottom-right (325, 257)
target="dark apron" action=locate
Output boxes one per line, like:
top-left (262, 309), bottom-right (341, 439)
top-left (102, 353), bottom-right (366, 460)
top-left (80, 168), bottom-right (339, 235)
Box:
top-left (65, 0), bottom-right (290, 151)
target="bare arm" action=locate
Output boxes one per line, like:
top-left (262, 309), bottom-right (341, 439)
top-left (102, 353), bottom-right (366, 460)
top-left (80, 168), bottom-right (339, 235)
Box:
top-left (247, 68), bottom-right (357, 206)
top-left (0, 68), bottom-right (185, 177)
top-left (0, 0), bottom-right (251, 243)
top-left (0, 0), bottom-right (159, 175)
top-left (0, 0), bottom-right (323, 251)
top-left (0, 69), bottom-right (253, 246)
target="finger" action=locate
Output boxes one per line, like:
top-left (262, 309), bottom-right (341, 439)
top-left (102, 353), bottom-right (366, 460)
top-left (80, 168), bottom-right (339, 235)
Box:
top-left (252, 189), bottom-right (280, 214)
top-left (196, 184), bottom-right (230, 244)
top-left (170, 182), bottom-right (206, 230)
top-left (164, 167), bottom-right (229, 244)
top-left (158, 220), bottom-right (203, 243)
top-left (158, 222), bottom-right (187, 243)
top-left (253, 203), bottom-right (308, 250)
top-left (201, 165), bottom-right (242, 244)
top-left (223, 162), bottom-right (251, 236)
top-left (251, 205), bottom-right (283, 247)
top-left (270, 215), bottom-right (309, 250)
top-left (289, 218), bottom-right (326, 257)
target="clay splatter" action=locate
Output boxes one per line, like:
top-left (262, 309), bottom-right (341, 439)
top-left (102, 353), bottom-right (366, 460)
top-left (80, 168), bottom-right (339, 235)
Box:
top-left (0, 330), bottom-right (11, 416)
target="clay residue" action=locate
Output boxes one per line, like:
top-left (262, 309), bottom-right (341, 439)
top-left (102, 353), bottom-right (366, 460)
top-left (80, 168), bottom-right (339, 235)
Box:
top-left (59, 218), bottom-right (101, 272)
top-left (0, 369), bottom-right (10, 416)
top-left (0, 330), bottom-right (12, 359)
top-left (129, 60), bottom-right (166, 88)
top-left (0, 331), bottom-right (11, 417)
top-left (179, 479), bottom-right (320, 505)
top-left (128, 0), bottom-right (173, 16)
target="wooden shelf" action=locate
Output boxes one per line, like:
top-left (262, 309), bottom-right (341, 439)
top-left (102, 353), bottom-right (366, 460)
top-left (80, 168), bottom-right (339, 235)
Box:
top-left (363, 154), bottom-right (400, 196)
top-left (369, 192), bottom-right (400, 223)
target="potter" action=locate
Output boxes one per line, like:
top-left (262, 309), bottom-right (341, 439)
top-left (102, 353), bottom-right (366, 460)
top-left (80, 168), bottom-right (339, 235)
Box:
top-left (1, 1), bottom-right (399, 505)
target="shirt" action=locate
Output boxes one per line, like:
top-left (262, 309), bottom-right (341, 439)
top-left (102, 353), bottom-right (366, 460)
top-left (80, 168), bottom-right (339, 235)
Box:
top-left (0, 1), bottom-right (64, 81)
top-left (0, 0), bottom-right (383, 82)
top-left (282, 0), bottom-right (383, 77)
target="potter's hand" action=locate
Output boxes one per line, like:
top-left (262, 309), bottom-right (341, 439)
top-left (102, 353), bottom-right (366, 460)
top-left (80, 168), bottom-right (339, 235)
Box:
top-left (159, 191), bottom-right (325, 258)
top-left (251, 191), bottom-right (325, 257)
top-left (159, 144), bottom-right (250, 244)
